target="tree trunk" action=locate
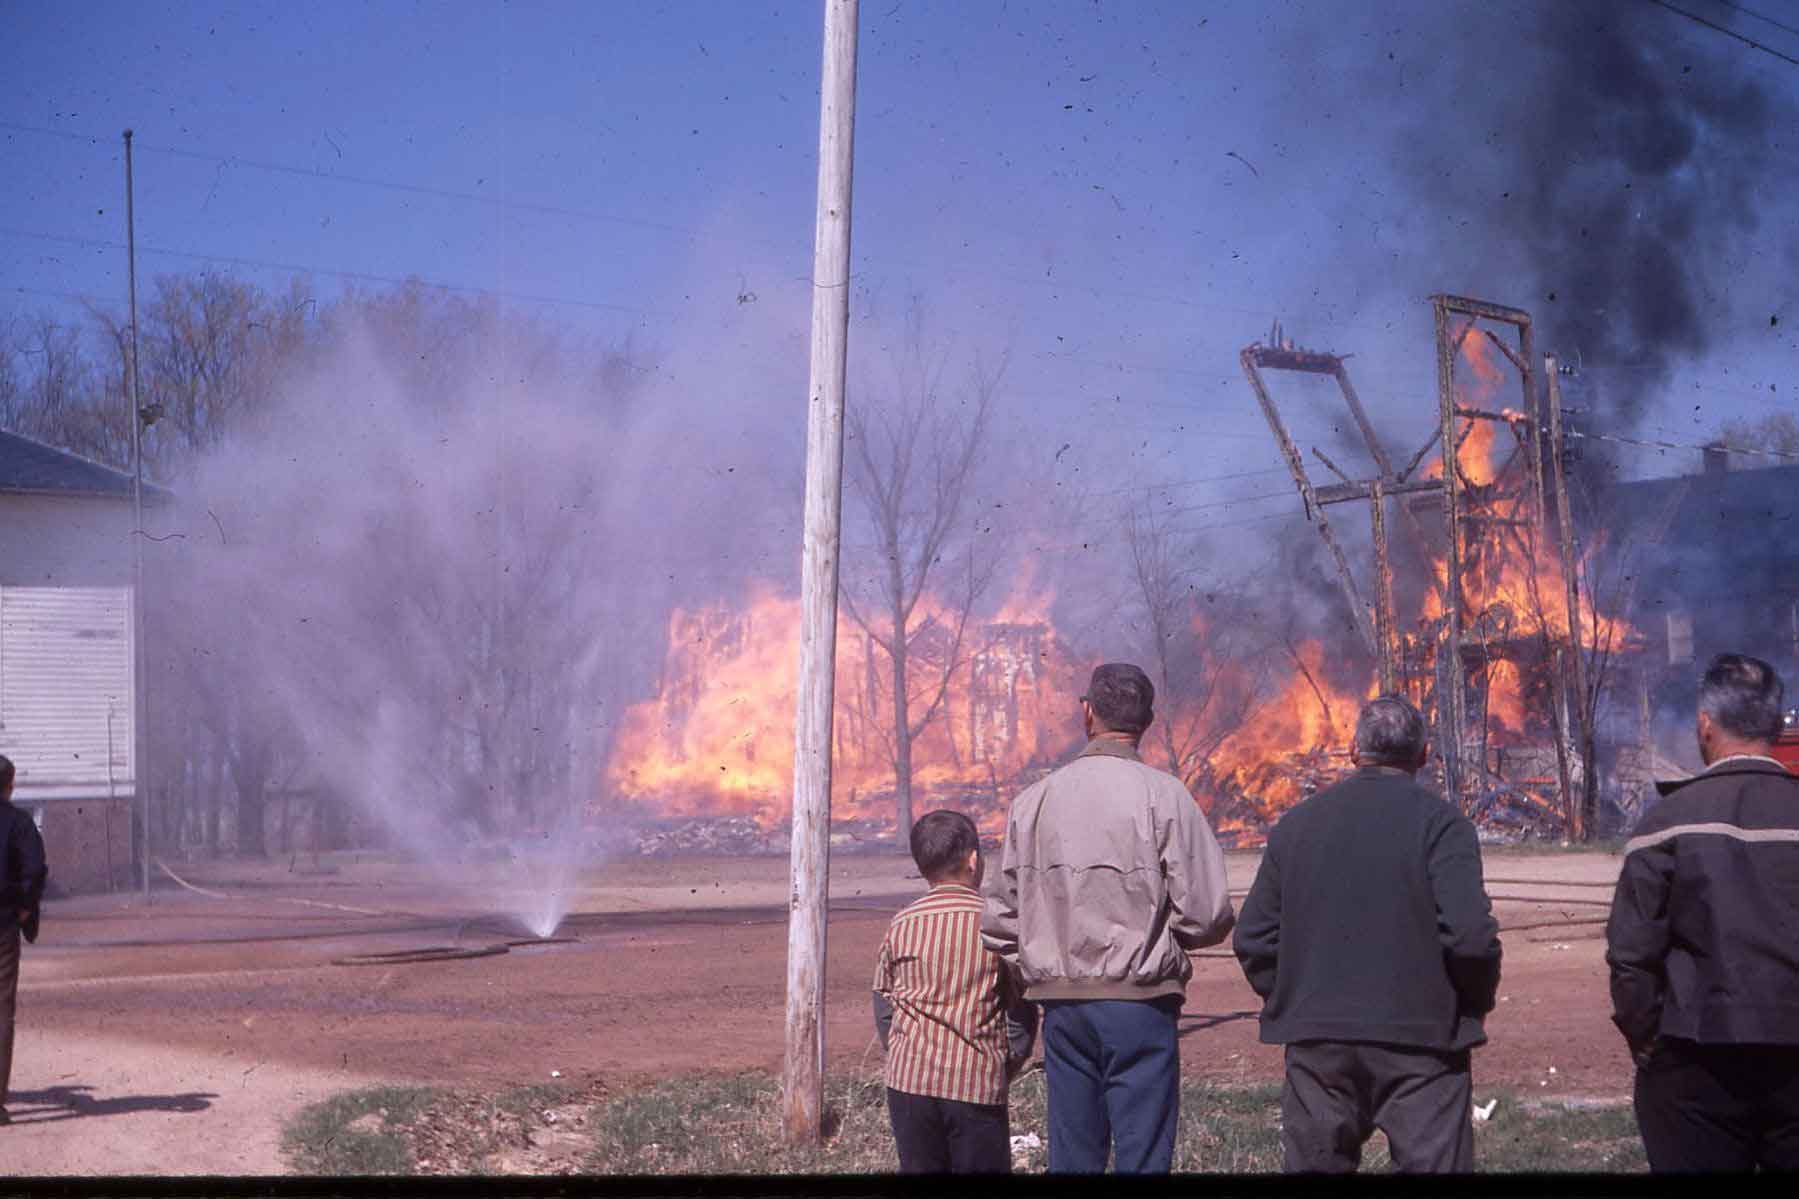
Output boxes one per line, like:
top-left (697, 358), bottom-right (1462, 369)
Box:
top-left (891, 604), bottom-right (913, 836)
top-left (237, 784), bottom-right (268, 857)
top-left (206, 742), bottom-right (225, 858)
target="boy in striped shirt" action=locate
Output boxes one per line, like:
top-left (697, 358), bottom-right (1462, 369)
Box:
top-left (873, 809), bottom-right (1037, 1173)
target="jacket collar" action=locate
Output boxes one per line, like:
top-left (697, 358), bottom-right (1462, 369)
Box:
top-left (1078, 736), bottom-right (1142, 762)
top-left (1351, 764), bottom-right (1416, 780)
top-left (1655, 754), bottom-right (1795, 797)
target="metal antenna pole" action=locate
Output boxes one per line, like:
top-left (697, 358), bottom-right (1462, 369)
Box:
top-left (783, 0), bottom-right (859, 1148)
top-left (124, 129), bottom-right (150, 900)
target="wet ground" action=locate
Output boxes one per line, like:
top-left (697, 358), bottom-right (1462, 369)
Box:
top-left (4, 847), bottom-right (1638, 1173)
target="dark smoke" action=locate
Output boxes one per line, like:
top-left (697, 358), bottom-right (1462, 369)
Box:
top-left (1397, 0), bottom-right (1786, 425)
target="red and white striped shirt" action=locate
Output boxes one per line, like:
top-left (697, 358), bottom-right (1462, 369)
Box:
top-left (873, 883), bottom-right (1012, 1106)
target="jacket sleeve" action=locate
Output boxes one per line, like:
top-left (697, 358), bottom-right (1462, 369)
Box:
top-left (1232, 838), bottom-right (1282, 999)
top-left (979, 815), bottom-right (1022, 966)
top-left (22, 816), bottom-right (47, 908)
top-left (871, 990), bottom-right (894, 1053)
top-left (4, 810), bottom-right (47, 913)
top-left (1426, 812), bottom-right (1502, 1017)
top-left (1001, 963), bottom-right (1038, 1066)
top-left (1164, 787), bottom-right (1235, 951)
top-left (871, 935), bottom-right (894, 1052)
top-left (1605, 837), bottom-right (1673, 1053)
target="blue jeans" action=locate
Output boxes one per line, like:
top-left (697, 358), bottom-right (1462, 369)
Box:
top-left (1041, 996), bottom-right (1181, 1172)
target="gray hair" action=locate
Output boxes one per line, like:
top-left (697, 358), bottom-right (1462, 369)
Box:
top-left (1353, 695), bottom-right (1428, 767)
top-left (1698, 653), bottom-right (1784, 743)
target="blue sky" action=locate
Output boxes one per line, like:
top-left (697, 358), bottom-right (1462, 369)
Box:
top-left (4, 0), bottom-right (1796, 531)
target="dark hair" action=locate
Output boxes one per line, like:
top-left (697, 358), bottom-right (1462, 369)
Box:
top-left (910, 809), bottom-right (979, 881)
top-left (1084, 662), bottom-right (1154, 735)
top-left (0, 753), bottom-right (13, 795)
top-left (1698, 653), bottom-right (1784, 743)
top-left (1353, 695), bottom-right (1428, 767)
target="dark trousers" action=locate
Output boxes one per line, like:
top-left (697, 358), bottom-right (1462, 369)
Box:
top-left (885, 1087), bottom-right (1011, 1173)
top-left (1040, 996), bottom-right (1181, 1173)
top-left (0, 921), bottom-right (18, 1109)
top-left (1281, 1041), bottom-right (1474, 1173)
top-left (1635, 1039), bottom-right (1799, 1172)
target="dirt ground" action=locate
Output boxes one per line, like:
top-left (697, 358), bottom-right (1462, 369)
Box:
top-left (4, 847), bottom-right (1632, 1175)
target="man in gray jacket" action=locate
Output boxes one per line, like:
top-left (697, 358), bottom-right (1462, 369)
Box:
top-left (981, 663), bottom-right (1235, 1173)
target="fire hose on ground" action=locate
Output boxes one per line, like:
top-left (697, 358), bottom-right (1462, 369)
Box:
top-left (155, 857), bottom-right (578, 965)
top-left (1188, 878), bottom-right (1617, 958)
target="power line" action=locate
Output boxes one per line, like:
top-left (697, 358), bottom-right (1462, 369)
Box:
top-left (0, 119), bottom-right (756, 249)
top-left (0, 120), bottom-right (1429, 345)
top-left (1715, 0), bottom-right (1799, 41)
top-left (1567, 428), bottom-right (1799, 462)
top-left (1642, 0), bottom-right (1799, 66)
top-left (1079, 466), bottom-right (1289, 498)
top-left (5, 284), bottom-right (111, 307)
top-left (1023, 508), bottom-right (1305, 554)
top-left (0, 227), bottom-right (669, 319)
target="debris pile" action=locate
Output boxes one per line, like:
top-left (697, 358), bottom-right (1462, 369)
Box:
top-left (633, 817), bottom-right (779, 857)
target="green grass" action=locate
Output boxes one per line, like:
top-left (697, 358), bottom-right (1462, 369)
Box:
top-left (1476, 1098), bottom-right (1646, 1172)
top-left (284, 1071), bottom-right (1646, 1175)
top-left (281, 1085), bottom-right (444, 1175)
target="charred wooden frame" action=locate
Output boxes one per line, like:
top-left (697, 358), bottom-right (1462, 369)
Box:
top-left (1240, 343), bottom-right (1441, 697)
top-left (1240, 295), bottom-right (1594, 833)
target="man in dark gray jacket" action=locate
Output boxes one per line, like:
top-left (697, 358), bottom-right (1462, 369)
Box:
top-left (1607, 653), bottom-right (1799, 1172)
top-left (981, 663), bottom-right (1234, 1173)
top-left (1233, 695), bottom-right (1501, 1173)
top-left (1, 753), bottom-right (49, 1125)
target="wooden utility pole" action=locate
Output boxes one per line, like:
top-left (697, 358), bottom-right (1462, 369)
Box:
top-left (124, 129), bottom-right (151, 901)
top-left (783, 0), bottom-right (859, 1147)
top-left (1545, 356), bottom-right (1596, 839)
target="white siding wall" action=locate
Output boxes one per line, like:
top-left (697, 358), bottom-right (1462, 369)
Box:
top-left (0, 584), bottom-right (135, 801)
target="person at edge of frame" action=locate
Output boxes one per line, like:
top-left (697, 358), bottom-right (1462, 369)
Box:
top-left (1607, 652), bottom-right (1799, 1173)
top-left (1, 753), bottom-right (50, 1127)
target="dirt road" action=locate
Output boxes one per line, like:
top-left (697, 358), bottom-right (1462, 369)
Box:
top-left (1, 848), bottom-right (1634, 1175)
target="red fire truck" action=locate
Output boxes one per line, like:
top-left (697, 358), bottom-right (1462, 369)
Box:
top-left (1776, 712), bottom-right (1799, 774)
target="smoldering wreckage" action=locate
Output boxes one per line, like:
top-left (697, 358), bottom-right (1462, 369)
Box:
top-left (602, 293), bottom-right (1799, 858)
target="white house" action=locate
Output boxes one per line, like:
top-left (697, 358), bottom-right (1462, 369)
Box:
top-left (0, 428), bottom-right (155, 891)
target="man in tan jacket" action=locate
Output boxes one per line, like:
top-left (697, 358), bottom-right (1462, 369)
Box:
top-left (981, 663), bottom-right (1235, 1172)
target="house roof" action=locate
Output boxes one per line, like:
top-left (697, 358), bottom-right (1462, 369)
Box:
top-left (0, 428), bottom-right (169, 501)
top-left (1599, 462), bottom-right (1799, 605)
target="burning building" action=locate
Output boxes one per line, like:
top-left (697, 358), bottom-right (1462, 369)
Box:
top-left (602, 584), bottom-right (1086, 846)
top-left (602, 294), bottom-right (1768, 853)
top-left (1242, 296), bottom-right (1645, 841)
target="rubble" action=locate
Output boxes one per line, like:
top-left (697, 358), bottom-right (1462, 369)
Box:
top-left (633, 817), bottom-right (780, 857)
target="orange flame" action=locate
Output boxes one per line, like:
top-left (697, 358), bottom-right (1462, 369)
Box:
top-left (603, 584), bottom-right (1083, 833)
top-left (602, 323), bottom-right (1638, 846)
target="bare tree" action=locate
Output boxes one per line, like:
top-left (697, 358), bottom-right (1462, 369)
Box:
top-left (1124, 495), bottom-right (1274, 791)
top-left (841, 318), bottom-right (1001, 834)
top-left (0, 313), bottom-right (120, 463)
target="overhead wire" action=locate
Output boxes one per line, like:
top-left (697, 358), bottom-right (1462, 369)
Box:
top-left (1715, 0), bottom-right (1799, 39)
top-left (1566, 427), bottom-right (1799, 462)
top-left (0, 119), bottom-right (1419, 346)
top-left (0, 226), bottom-right (668, 319)
top-left (0, 119), bottom-right (746, 247)
top-left (1642, 0), bottom-right (1799, 66)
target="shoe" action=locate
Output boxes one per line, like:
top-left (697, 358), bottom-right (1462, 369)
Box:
top-left (0, 1108), bottom-right (10, 1126)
